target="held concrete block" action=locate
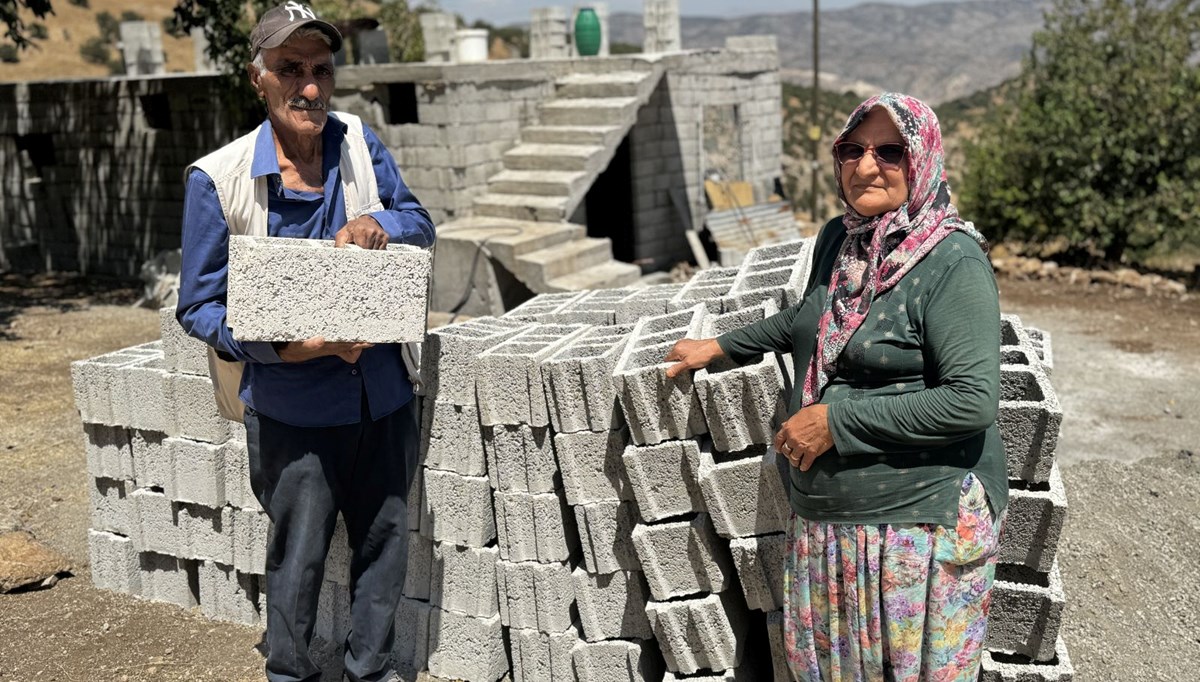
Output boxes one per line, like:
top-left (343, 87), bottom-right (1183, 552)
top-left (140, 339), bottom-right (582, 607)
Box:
top-left (555, 428), bottom-right (633, 505)
top-left (645, 591), bottom-right (750, 674)
top-left (475, 324), bottom-right (591, 427)
top-left (179, 502), bottom-right (235, 565)
top-left (497, 559), bottom-right (577, 633)
top-left (403, 531), bottom-right (434, 601)
top-left (981, 636), bottom-right (1074, 682)
top-left (90, 477), bottom-right (135, 536)
top-left (571, 567), bottom-right (653, 641)
top-left (167, 373), bottom-right (233, 444)
top-left (484, 423), bottom-right (560, 493)
top-left (765, 610), bottom-right (797, 682)
top-left (999, 366), bottom-right (1062, 483)
top-left (1000, 464), bottom-right (1067, 572)
top-left (226, 236), bottom-right (431, 343)
top-left (614, 283), bottom-right (685, 324)
top-left (613, 306), bottom-right (709, 445)
top-left (632, 513), bottom-right (735, 601)
top-left (622, 439), bottom-right (705, 522)
top-left (165, 437), bottom-right (227, 508)
top-left (198, 561), bottom-right (260, 626)
top-left (423, 469), bottom-right (496, 547)
top-left (729, 533), bottom-right (786, 612)
top-left (572, 639), bottom-right (666, 682)
top-left (426, 609), bottom-right (508, 682)
top-left (511, 624), bottom-right (581, 682)
top-left (131, 488), bottom-right (184, 557)
top-left (138, 552), bottom-right (198, 608)
top-left (159, 306), bottom-right (209, 376)
top-left (667, 267), bottom-right (739, 314)
top-left (422, 399), bottom-right (487, 476)
top-left (574, 499), bottom-right (641, 574)
top-left (131, 429), bottom-right (170, 489)
top-left (692, 441), bottom-right (790, 539)
top-left (430, 542), bottom-right (500, 618)
top-left (422, 317), bottom-right (530, 405)
top-left (542, 325), bottom-right (633, 433)
top-left (232, 507), bottom-right (269, 576)
top-left (88, 529), bottom-right (142, 595)
top-left (494, 489), bottom-right (579, 563)
top-left (986, 562), bottom-right (1067, 662)
top-left (83, 423), bottom-right (133, 481)
top-left (391, 597), bottom-right (433, 672)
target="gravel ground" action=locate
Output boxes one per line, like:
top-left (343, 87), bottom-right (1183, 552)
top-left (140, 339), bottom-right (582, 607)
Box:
top-left (0, 273), bottom-right (1197, 681)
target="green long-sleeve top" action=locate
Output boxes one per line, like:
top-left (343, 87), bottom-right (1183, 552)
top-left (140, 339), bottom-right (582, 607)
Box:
top-left (717, 218), bottom-right (1008, 527)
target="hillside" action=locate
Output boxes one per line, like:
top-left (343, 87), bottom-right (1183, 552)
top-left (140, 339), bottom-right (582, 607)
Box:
top-left (609, 0), bottom-right (1048, 104)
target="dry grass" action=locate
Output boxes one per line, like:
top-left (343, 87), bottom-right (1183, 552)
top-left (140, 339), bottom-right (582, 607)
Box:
top-left (0, 0), bottom-right (195, 83)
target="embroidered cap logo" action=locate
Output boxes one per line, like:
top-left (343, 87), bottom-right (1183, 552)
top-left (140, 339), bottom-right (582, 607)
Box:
top-left (284, 1), bottom-right (317, 22)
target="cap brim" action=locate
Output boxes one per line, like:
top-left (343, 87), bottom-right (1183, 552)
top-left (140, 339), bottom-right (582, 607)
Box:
top-left (255, 19), bottom-right (343, 56)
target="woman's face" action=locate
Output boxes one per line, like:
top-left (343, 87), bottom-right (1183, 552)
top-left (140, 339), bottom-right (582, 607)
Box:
top-left (839, 108), bottom-right (910, 218)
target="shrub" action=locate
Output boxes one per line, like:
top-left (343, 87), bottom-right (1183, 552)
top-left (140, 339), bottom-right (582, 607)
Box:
top-left (0, 44), bottom-right (19, 63)
top-left (95, 11), bottom-right (119, 43)
top-left (120, 11), bottom-right (144, 23)
top-left (29, 23), bottom-right (49, 40)
top-left (67, 0), bottom-right (88, 7)
top-left (79, 36), bottom-right (110, 65)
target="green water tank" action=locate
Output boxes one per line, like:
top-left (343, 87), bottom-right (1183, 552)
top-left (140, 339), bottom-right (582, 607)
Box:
top-left (574, 8), bottom-right (602, 57)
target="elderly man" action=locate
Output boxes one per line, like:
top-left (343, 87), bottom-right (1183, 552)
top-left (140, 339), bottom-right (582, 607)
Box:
top-left (176, 4), bottom-right (434, 681)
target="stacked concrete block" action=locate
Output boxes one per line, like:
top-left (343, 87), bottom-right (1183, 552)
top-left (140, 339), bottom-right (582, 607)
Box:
top-left (613, 305), bottom-right (709, 445)
top-left (425, 608), bottom-right (508, 681)
top-left (690, 441), bottom-right (789, 539)
top-left (422, 468), bottom-right (497, 547)
top-left (430, 543), bottom-right (501, 618)
top-left (987, 562), bottom-right (1067, 662)
top-left (530, 7), bottom-right (570, 60)
top-left (1001, 464), bottom-right (1067, 572)
top-left (999, 365), bottom-right (1062, 483)
top-left (764, 610), bottom-right (795, 682)
top-left (981, 637), bottom-right (1074, 682)
top-left (226, 236), bottom-right (431, 343)
top-left (621, 439), bottom-right (705, 522)
top-left (721, 238), bottom-right (815, 311)
top-left (494, 488), bottom-right (579, 562)
top-left (572, 639), bottom-right (665, 682)
top-left (609, 283), bottom-right (682, 323)
top-left (555, 429), bottom-right (633, 505)
top-left (728, 533), bottom-right (786, 612)
top-left (668, 267), bottom-right (739, 314)
top-left (511, 624), bottom-right (583, 682)
top-left (419, 12), bottom-right (456, 62)
top-left (631, 513), bottom-right (735, 600)
top-left (574, 498), bottom-right (641, 574)
top-left (475, 323), bottom-right (591, 427)
top-left (422, 399), bottom-right (488, 476)
top-left (496, 559), bottom-right (578, 633)
top-left (543, 325), bottom-right (633, 433)
top-left (572, 568), bottom-right (653, 641)
top-left (198, 560), bottom-right (261, 625)
top-left (420, 316), bottom-right (530, 403)
top-left (643, 0), bottom-right (682, 54)
top-left (391, 597), bottom-right (433, 670)
top-left (695, 301), bottom-right (788, 453)
top-left (645, 591), bottom-right (750, 674)
top-left (503, 291), bottom-right (589, 323)
top-left (545, 288), bottom-right (637, 325)
top-left (484, 423), bottom-right (560, 493)
top-left (1027, 327), bottom-right (1054, 374)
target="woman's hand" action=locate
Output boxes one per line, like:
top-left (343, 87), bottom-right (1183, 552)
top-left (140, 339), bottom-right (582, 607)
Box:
top-left (774, 404), bottom-right (835, 471)
top-left (664, 338), bottom-right (725, 379)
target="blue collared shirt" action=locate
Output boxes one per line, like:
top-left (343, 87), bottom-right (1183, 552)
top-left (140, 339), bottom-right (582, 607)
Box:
top-left (177, 114), bottom-right (436, 428)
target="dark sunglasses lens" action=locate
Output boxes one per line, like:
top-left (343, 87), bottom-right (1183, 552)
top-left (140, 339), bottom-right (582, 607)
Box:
top-left (876, 144), bottom-right (906, 165)
top-left (835, 143), bottom-right (865, 163)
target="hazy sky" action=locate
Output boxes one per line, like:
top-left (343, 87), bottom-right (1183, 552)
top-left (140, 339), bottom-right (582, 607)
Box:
top-left (436, 0), bottom-right (964, 26)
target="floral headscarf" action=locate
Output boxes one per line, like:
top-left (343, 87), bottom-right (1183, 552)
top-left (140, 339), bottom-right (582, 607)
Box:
top-left (800, 93), bottom-right (989, 408)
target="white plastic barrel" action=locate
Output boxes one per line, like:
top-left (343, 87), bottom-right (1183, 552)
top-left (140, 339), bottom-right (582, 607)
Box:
top-left (454, 29), bottom-right (488, 62)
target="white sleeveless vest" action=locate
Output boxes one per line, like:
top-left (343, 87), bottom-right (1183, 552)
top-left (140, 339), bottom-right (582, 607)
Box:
top-left (186, 112), bottom-right (414, 422)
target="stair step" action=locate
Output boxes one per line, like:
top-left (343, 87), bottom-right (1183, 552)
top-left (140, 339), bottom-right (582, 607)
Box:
top-left (516, 237), bottom-right (616, 285)
top-left (438, 216), bottom-right (584, 265)
top-left (472, 193), bottom-right (569, 222)
top-left (522, 125), bottom-right (623, 146)
top-left (544, 260), bottom-right (643, 293)
top-left (488, 169), bottom-right (589, 197)
top-left (555, 71), bottom-right (652, 98)
top-left (540, 97), bottom-right (641, 126)
top-left (502, 143), bottom-right (605, 172)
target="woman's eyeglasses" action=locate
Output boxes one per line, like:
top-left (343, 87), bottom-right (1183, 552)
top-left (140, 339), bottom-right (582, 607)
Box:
top-left (834, 142), bottom-right (907, 168)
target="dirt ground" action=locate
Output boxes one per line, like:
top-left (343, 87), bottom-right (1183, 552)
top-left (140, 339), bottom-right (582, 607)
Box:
top-left (1, 272), bottom-right (1198, 681)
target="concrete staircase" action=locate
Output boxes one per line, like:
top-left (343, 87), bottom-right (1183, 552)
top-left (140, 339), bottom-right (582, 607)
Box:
top-left (462, 69), bottom-right (664, 293)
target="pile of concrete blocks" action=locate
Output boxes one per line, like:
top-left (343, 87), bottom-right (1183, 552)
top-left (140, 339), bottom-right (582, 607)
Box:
top-left (983, 315), bottom-right (1072, 681)
top-left (530, 7), bottom-right (570, 60)
top-left (78, 309), bottom-right (266, 627)
top-left (73, 236), bottom-right (1070, 681)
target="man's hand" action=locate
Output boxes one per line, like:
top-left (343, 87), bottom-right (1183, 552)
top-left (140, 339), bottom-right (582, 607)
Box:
top-left (334, 216), bottom-right (389, 250)
top-left (774, 404), bottom-right (834, 471)
top-left (275, 336), bottom-right (374, 364)
top-left (663, 338), bottom-right (725, 379)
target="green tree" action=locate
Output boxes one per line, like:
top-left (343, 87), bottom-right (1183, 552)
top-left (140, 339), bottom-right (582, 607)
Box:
top-left (95, 10), bottom-right (117, 42)
top-left (78, 34), bottom-right (108, 63)
top-left (0, 0), bottom-right (53, 50)
top-left (0, 42), bottom-right (18, 61)
top-left (28, 20), bottom-right (46, 39)
top-left (120, 10), bottom-right (143, 22)
top-left (961, 0), bottom-right (1200, 265)
top-left (378, 0), bottom-right (424, 63)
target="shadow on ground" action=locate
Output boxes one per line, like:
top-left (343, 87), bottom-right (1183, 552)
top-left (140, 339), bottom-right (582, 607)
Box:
top-left (0, 272), bottom-right (143, 340)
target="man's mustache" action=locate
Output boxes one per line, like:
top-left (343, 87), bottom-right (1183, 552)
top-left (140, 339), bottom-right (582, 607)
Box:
top-left (288, 97), bottom-right (326, 111)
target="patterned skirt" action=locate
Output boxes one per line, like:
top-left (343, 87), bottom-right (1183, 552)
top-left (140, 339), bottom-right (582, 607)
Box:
top-left (782, 474), bottom-right (1005, 682)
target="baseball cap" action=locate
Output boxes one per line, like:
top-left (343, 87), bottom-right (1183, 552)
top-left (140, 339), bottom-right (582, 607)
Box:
top-left (250, 2), bottom-right (343, 58)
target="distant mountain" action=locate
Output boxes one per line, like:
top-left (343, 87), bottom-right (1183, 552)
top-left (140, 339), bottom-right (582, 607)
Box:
top-left (608, 0), bottom-right (1049, 103)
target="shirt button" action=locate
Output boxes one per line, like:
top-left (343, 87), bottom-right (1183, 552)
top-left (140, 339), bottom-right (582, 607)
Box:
top-left (351, 368), bottom-right (359, 376)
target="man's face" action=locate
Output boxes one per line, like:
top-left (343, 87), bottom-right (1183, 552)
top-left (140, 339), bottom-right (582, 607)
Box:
top-left (249, 35), bottom-right (335, 138)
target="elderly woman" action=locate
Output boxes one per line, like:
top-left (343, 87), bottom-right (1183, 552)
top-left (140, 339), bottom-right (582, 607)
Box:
top-left (666, 93), bottom-right (1007, 681)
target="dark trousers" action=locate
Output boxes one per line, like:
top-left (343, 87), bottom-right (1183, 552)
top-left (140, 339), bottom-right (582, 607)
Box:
top-left (244, 396), bottom-right (418, 682)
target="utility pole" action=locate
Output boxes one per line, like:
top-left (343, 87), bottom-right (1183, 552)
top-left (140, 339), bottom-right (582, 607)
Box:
top-left (809, 0), bottom-right (821, 225)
